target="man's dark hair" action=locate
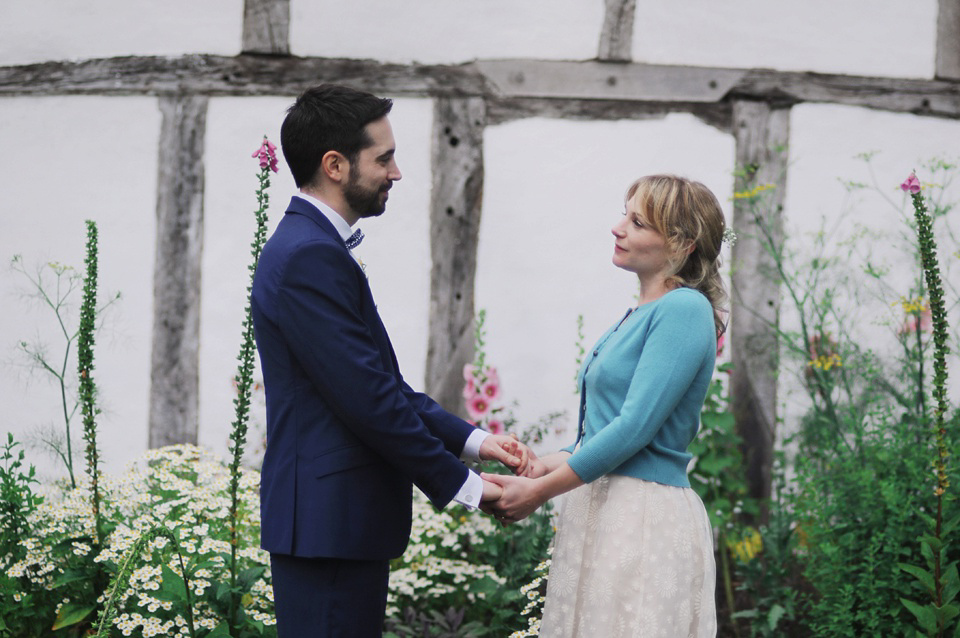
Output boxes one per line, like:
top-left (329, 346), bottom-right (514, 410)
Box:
top-left (280, 84), bottom-right (394, 188)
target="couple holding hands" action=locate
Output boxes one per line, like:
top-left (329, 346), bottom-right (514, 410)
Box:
top-left (251, 84), bottom-right (721, 637)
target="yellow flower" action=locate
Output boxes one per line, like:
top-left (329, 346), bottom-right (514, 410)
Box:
top-left (729, 527), bottom-right (763, 562)
top-left (732, 183), bottom-right (776, 200)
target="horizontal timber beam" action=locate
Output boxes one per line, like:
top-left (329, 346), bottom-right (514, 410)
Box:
top-left (0, 54), bottom-right (958, 120)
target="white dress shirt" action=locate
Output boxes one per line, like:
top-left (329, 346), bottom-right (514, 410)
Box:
top-left (294, 192), bottom-right (489, 509)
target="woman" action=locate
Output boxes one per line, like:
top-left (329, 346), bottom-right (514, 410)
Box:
top-left (483, 174), bottom-right (726, 637)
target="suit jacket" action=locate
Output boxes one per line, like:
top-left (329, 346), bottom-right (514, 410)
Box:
top-left (251, 196), bottom-right (474, 560)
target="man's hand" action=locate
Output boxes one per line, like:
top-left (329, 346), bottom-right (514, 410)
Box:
top-left (479, 434), bottom-right (531, 476)
top-left (479, 473), bottom-right (545, 525)
top-left (482, 479), bottom-right (503, 503)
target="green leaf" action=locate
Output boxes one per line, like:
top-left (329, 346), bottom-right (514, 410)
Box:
top-left (943, 564), bottom-right (960, 605)
top-left (902, 597), bottom-right (938, 634)
top-left (238, 565), bottom-right (268, 591)
top-left (899, 563), bottom-right (937, 595)
top-left (154, 564), bottom-right (187, 603)
top-left (767, 604), bottom-right (786, 631)
top-left (935, 602), bottom-right (959, 625)
top-left (52, 568), bottom-right (94, 588)
top-left (51, 602), bottom-right (95, 630)
top-left (921, 534), bottom-right (944, 554)
top-left (207, 623), bottom-right (232, 637)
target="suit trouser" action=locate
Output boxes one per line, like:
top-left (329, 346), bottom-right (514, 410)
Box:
top-left (271, 553), bottom-right (390, 637)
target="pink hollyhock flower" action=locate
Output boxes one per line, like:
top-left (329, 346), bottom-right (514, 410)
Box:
top-left (483, 366), bottom-right (500, 386)
top-left (716, 333), bottom-right (726, 356)
top-left (480, 379), bottom-right (501, 402)
top-left (463, 363), bottom-right (475, 381)
top-left (486, 419), bottom-right (504, 435)
top-left (252, 137), bottom-right (279, 173)
top-left (466, 395), bottom-right (491, 421)
top-left (900, 173), bottom-right (921, 194)
top-left (462, 377), bottom-right (477, 400)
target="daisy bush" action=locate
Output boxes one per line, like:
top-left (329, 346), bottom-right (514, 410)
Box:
top-left (2, 444), bottom-right (274, 638)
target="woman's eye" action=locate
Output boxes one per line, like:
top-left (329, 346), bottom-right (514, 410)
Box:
top-left (632, 218), bottom-right (644, 228)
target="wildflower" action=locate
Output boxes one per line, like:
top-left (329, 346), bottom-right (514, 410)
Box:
top-left (486, 418), bottom-right (505, 435)
top-left (480, 378), bottom-right (501, 402)
top-left (900, 172), bottom-right (921, 193)
top-left (732, 183), bottom-right (775, 200)
top-left (466, 395), bottom-right (491, 420)
top-left (251, 137), bottom-right (279, 173)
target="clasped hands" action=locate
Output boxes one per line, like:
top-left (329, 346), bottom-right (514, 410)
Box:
top-left (476, 434), bottom-right (553, 526)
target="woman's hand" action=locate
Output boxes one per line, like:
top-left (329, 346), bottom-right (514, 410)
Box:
top-left (479, 473), bottom-right (545, 524)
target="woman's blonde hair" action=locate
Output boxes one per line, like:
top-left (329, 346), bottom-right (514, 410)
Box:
top-left (626, 174), bottom-right (728, 337)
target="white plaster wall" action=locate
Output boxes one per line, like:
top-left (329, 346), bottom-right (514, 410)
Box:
top-left (0, 97), bottom-right (159, 480)
top-left (634, 0), bottom-right (939, 78)
top-left (289, 0), bottom-right (604, 63)
top-left (0, 0), bottom-right (243, 65)
top-left (1, 0), bottom-right (959, 479)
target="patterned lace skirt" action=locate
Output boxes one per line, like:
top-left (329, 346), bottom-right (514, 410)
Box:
top-left (539, 475), bottom-right (717, 638)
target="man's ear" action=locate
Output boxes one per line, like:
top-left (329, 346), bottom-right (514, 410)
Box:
top-left (320, 150), bottom-right (348, 183)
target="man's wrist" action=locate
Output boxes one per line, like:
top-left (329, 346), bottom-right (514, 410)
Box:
top-left (461, 429), bottom-right (489, 461)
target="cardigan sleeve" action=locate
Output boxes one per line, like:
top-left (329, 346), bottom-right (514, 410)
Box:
top-left (566, 290), bottom-right (715, 483)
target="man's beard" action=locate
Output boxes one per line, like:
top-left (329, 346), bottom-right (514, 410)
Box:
top-left (344, 172), bottom-right (388, 218)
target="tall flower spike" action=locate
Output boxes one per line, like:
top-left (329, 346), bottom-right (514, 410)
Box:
top-left (252, 136), bottom-right (279, 173)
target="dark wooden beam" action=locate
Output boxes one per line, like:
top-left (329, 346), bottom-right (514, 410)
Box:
top-left (938, 0), bottom-right (960, 80)
top-left (487, 96), bottom-right (733, 132)
top-left (730, 100), bottom-right (790, 511)
top-left (148, 94), bottom-right (207, 448)
top-left (242, 0), bottom-right (290, 55)
top-left (1, 56), bottom-right (957, 119)
top-left (425, 97), bottom-right (486, 416)
top-left (598, 0), bottom-right (637, 62)
top-left (0, 55), bottom-right (487, 98)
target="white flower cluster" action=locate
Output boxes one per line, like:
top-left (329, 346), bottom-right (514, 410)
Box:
top-left (509, 551), bottom-right (552, 638)
top-left (386, 489), bottom-right (506, 617)
top-left (3, 444), bottom-right (276, 632)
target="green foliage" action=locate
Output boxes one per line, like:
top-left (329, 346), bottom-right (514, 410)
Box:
top-left (2, 444), bottom-right (274, 637)
top-left (225, 135), bottom-right (274, 633)
top-left (385, 488), bottom-right (554, 638)
top-left (896, 174), bottom-right (957, 638)
top-left (10, 251), bottom-right (120, 488)
top-left (0, 434), bottom-right (47, 638)
top-left (78, 219), bottom-right (104, 548)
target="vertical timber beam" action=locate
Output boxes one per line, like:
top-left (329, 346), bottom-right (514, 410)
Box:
top-left (598, 0), bottom-right (637, 61)
top-left (149, 94), bottom-right (208, 448)
top-left (426, 97), bottom-right (486, 415)
top-left (242, 0), bottom-right (291, 55)
top-left (730, 100), bottom-right (790, 511)
top-left (937, 0), bottom-right (960, 80)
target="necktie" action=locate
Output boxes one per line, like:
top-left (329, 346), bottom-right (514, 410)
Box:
top-left (345, 228), bottom-right (364, 250)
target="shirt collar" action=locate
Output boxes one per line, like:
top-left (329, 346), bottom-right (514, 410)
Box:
top-left (296, 191), bottom-right (353, 243)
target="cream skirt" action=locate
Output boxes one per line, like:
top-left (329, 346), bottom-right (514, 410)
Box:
top-left (539, 475), bottom-right (717, 638)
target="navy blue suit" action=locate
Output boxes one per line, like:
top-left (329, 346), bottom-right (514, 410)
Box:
top-left (251, 196), bottom-right (476, 634)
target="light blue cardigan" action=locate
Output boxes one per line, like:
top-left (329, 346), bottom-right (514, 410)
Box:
top-left (564, 287), bottom-right (717, 487)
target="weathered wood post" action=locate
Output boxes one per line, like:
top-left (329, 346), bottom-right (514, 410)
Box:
top-left (242, 0), bottom-right (290, 55)
top-left (425, 97), bottom-right (486, 415)
top-left (937, 0), bottom-right (960, 80)
top-left (148, 94), bottom-right (207, 448)
top-left (730, 100), bottom-right (790, 510)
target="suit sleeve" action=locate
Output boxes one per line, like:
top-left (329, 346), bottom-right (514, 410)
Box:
top-left (278, 241), bottom-right (471, 508)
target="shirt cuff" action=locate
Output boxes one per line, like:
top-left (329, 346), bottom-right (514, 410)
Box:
top-left (461, 428), bottom-right (489, 461)
top-left (453, 469), bottom-right (484, 510)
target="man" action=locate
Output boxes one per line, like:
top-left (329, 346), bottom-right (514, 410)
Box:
top-left (251, 84), bottom-right (525, 637)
